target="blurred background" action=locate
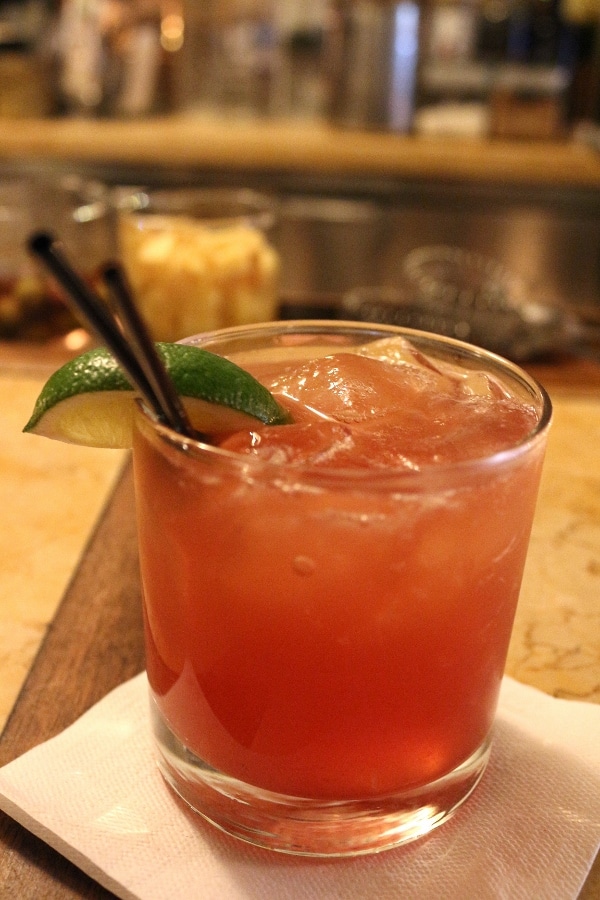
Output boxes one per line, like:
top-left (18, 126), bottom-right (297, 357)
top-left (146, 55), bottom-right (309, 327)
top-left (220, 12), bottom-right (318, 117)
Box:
top-left (1, 0), bottom-right (600, 363)
top-left (3, 0), bottom-right (600, 132)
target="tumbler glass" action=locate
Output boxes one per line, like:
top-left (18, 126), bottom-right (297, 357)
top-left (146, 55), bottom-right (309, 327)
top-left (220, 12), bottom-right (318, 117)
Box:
top-left (131, 320), bottom-right (551, 856)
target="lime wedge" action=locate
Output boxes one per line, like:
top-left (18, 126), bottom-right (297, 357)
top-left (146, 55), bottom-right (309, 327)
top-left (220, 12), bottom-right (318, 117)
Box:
top-left (23, 342), bottom-right (291, 448)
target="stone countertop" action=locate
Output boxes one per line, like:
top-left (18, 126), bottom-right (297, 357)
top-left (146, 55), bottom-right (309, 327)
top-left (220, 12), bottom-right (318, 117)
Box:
top-left (2, 115), bottom-right (600, 188)
top-left (0, 373), bottom-right (126, 731)
top-left (506, 394), bottom-right (600, 701)
top-left (0, 355), bottom-right (598, 734)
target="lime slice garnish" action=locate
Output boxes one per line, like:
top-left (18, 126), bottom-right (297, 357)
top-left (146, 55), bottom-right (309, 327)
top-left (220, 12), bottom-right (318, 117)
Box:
top-left (23, 342), bottom-right (291, 448)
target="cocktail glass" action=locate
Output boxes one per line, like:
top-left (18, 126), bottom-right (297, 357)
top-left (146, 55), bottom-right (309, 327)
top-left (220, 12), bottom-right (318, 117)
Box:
top-left (131, 320), bottom-right (551, 856)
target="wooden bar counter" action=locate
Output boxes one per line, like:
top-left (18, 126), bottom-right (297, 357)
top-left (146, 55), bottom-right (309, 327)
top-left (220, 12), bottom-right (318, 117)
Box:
top-left (0, 340), bottom-right (599, 897)
top-left (2, 114), bottom-right (600, 188)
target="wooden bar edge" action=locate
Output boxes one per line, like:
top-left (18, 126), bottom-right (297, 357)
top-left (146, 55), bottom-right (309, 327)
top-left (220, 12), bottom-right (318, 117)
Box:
top-left (0, 459), bottom-right (144, 899)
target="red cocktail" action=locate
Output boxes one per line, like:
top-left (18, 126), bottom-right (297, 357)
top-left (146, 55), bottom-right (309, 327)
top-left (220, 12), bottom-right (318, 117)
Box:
top-left (132, 322), bottom-right (551, 855)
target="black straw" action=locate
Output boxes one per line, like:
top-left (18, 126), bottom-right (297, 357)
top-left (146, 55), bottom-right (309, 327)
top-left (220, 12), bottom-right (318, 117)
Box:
top-left (28, 231), bottom-right (195, 437)
top-left (101, 261), bottom-right (193, 436)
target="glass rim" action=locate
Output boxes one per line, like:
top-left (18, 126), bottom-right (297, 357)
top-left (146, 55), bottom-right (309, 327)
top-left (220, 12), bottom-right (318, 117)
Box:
top-left (112, 185), bottom-right (277, 231)
top-left (136, 319), bottom-right (552, 487)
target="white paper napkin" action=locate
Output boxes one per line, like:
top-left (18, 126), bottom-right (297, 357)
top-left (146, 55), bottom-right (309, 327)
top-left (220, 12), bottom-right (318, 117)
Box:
top-left (0, 673), bottom-right (598, 900)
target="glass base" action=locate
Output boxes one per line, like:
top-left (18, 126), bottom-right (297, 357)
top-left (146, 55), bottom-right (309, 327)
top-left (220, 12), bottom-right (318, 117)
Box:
top-left (151, 703), bottom-right (491, 857)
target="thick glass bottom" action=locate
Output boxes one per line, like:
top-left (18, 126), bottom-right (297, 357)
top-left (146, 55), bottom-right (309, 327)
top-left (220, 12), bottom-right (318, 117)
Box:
top-left (151, 702), bottom-right (491, 857)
